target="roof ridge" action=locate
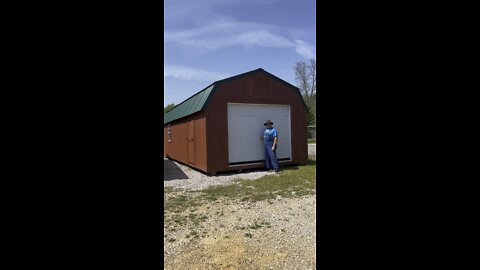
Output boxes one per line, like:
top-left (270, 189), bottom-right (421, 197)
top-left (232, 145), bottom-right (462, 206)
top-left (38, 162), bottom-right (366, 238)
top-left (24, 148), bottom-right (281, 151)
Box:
top-left (164, 67), bottom-right (306, 125)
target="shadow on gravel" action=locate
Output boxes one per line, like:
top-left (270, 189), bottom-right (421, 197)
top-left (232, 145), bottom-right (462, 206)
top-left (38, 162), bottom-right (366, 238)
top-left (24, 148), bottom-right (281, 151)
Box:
top-left (164, 159), bottom-right (189, 181)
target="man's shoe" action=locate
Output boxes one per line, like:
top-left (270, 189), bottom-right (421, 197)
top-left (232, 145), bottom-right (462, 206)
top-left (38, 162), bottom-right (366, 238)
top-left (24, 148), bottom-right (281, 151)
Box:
top-left (274, 169), bottom-right (280, 173)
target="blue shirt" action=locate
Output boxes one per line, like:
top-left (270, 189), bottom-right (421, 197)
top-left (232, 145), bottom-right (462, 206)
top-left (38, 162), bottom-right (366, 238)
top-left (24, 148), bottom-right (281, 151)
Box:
top-left (263, 127), bottom-right (278, 141)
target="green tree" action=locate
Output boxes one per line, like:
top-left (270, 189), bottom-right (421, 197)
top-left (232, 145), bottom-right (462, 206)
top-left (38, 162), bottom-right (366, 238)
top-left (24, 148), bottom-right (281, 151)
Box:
top-left (294, 59), bottom-right (316, 125)
top-left (164, 103), bottom-right (175, 113)
top-left (309, 93), bottom-right (316, 125)
top-left (306, 109), bottom-right (315, 126)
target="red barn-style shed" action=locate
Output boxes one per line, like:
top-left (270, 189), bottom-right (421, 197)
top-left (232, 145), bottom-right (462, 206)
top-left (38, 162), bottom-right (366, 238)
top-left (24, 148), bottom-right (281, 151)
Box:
top-left (164, 68), bottom-right (308, 175)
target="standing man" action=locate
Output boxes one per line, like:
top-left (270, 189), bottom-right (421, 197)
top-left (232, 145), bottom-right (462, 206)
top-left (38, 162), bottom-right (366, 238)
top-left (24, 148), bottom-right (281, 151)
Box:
top-left (261, 120), bottom-right (279, 172)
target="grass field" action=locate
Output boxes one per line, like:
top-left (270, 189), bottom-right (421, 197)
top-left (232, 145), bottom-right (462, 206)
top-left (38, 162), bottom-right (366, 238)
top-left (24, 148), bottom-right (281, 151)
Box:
top-left (200, 160), bottom-right (316, 203)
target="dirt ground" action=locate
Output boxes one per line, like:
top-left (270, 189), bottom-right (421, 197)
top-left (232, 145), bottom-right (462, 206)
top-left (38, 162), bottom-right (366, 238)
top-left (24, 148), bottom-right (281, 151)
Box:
top-left (164, 194), bottom-right (316, 270)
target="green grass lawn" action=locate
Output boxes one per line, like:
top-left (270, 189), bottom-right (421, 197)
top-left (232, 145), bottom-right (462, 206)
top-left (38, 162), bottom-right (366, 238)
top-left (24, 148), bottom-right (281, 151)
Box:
top-left (308, 139), bottom-right (316, 143)
top-left (165, 159), bottom-right (316, 207)
top-left (200, 160), bottom-right (316, 203)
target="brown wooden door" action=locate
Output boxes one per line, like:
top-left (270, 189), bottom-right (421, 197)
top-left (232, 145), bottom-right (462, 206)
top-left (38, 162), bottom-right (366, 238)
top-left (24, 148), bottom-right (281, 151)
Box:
top-left (187, 120), bottom-right (195, 164)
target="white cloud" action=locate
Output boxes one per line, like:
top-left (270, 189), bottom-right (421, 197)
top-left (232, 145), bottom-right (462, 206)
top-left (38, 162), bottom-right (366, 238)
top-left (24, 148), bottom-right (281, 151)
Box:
top-left (164, 0), bottom-right (284, 24)
top-left (164, 65), bottom-right (231, 81)
top-left (164, 2), bottom-right (316, 58)
top-left (234, 30), bottom-right (294, 47)
top-left (165, 18), bottom-right (296, 54)
top-left (165, 1), bottom-right (239, 26)
top-left (295, 40), bottom-right (316, 59)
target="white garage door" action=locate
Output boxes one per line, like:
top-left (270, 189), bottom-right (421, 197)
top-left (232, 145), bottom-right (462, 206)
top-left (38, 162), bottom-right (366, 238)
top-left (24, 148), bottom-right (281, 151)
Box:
top-left (227, 103), bottom-right (292, 165)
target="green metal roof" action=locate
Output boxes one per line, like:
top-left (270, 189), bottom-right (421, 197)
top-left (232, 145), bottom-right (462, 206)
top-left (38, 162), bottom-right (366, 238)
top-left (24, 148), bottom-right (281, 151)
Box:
top-left (164, 84), bottom-right (215, 124)
top-left (164, 68), bottom-right (307, 125)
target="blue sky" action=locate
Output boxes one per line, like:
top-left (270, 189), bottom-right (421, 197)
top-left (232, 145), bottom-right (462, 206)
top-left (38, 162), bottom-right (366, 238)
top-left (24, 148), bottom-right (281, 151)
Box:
top-left (164, 0), bottom-right (316, 107)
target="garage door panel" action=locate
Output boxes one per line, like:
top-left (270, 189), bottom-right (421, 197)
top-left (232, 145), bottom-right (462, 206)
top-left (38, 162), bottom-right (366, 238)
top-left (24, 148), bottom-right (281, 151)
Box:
top-left (228, 116), bottom-right (245, 162)
top-left (228, 103), bottom-right (291, 164)
top-left (245, 117), bottom-right (264, 160)
top-left (228, 116), bottom-right (245, 147)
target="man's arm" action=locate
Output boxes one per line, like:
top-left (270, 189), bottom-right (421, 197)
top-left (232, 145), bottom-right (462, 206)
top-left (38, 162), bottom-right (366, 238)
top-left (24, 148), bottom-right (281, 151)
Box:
top-left (272, 128), bottom-right (278, 149)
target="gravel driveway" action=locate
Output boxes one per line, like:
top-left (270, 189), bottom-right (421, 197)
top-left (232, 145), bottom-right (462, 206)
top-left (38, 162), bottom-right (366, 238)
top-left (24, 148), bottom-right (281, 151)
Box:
top-left (164, 158), bottom-right (277, 191)
top-left (164, 195), bottom-right (316, 270)
top-left (164, 158), bottom-right (317, 269)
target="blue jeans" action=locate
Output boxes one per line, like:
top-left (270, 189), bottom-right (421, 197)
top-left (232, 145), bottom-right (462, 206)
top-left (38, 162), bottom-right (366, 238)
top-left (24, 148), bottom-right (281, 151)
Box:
top-left (264, 140), bottom-right (279, 170)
